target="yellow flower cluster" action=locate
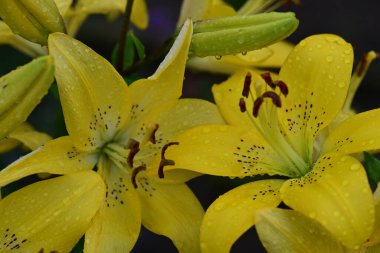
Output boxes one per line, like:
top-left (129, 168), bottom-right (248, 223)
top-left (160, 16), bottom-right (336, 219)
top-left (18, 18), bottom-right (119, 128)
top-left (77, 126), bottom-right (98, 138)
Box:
top-left (0, 0), bottom-right (378, 253)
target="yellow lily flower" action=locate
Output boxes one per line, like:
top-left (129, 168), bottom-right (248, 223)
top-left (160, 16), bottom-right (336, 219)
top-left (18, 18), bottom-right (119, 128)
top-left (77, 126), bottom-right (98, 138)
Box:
top-left (159, 34), bottom-right (378, 251)
top-left (179, 0), bottom-right (295, 73)
top-left (0, 20), bottom-right (224, 252)
top-left (0, 0), bottom-right (148, 57)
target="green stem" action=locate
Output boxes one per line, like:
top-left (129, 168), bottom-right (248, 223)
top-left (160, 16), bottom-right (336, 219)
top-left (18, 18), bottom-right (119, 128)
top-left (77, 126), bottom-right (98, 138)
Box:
top-left (116, 0), bottom-right (135, 74)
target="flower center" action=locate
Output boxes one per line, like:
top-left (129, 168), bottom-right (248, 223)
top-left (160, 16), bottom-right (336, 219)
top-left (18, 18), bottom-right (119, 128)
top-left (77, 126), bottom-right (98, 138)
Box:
top-left (239, 72), bottom-right (309, 177)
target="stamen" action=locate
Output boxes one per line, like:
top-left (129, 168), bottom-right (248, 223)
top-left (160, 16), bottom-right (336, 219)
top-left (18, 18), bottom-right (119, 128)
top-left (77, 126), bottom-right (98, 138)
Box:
top-left (127, 138), bottom-right (140, 168)
top-left (274, 80), bottom-right (289, 96)
top-left (253, 97), bottom-right (264, 117)
top-left (158, 142), bottom-right (179, 178)
top-left (260, 72), bottom-right (275, 89)
top-left (262, 91), bottom-right (282, 107)
top-left (131, 165), bottom-right (146, 189)
top-left (242, 72), bottom-right (252, 98)
top-left (149, 124), bottom-right (159, 144)
top-left (239, 98), bottom-right (247, 112)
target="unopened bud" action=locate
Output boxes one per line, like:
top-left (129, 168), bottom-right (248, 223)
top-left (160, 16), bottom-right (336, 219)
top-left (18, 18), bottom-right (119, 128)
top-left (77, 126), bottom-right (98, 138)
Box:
top-left (0, 0), bottom-right (66, 45)
top-left (190, 12), bottom-right (298, 57)
top-left (0, 56), bottom-right (54, 139)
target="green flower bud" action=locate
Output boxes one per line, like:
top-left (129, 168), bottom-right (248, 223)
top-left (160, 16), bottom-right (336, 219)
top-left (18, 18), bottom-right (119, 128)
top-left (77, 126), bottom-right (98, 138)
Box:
top-left (0, 0), bottom-right (66, 45)
top-left (190, 12), bottom-right (299, 57)
top-left (0, 56), bottom-right (54, 139)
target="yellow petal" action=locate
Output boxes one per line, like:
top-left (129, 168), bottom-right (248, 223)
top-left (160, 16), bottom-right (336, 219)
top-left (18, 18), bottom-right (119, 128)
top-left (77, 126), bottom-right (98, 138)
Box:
top-left (0, 137), bottom-right (19, 153)
top-left (281, 154), bottom-right (375, 249)
top-left (177, 0), bottom-right (212, 25)
top-left (0, 56), bottom-right (54, 139)
top-left (85, 160), bottom-right (141, 252)
top-left (73, 0), bottom-right (148, 29)
top-left (158, 125), bottom-right (292, 178)
top-left (365, 184), bottom-right (380, 247)
top-left (125, 20), bottom-right (192, 125)
top-left (254, 41), bottom-right (294, 68)
top-left (204, 1), bottom-right (236, 19)
top-left (256, 208), bottom-right (346, 253)
top-left (0, 136), bottom-right (98, 187)
top-left (278, 34), bottom-right (353, 162)
top-left (48, 33), bottom-right (132, 151)
top-left (136, 173), bottom-right (204, 253)
top-left (0, 171), bottom-right (105, 252)
top-left (212, 69), bottom-right (260, 127)
top-left (322, 109), bottom-right (380, 155)
top-left (201, 180), bottom-right (283, 253)
top-left (135, 98), bottom-right (224, 183)
top-left (8, 123), bottom-right (51, 151)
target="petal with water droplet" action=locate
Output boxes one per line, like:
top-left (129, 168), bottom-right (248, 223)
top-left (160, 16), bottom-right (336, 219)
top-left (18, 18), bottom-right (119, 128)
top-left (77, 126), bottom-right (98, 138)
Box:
top-left (281, 153), bottom-right (375, 249)
top-left (201, 180), bottom-right (283, 253)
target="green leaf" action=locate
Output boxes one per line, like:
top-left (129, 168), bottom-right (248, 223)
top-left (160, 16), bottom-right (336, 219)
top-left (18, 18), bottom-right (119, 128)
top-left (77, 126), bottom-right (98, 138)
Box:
top-left (111, 31), bottom-right (145, 71)
top-left (111, 32), bottom-right (135, 69)
top-left (130, 32), bottom-right (146, 60)
top-left (364, 152), bottom-right (380, 190)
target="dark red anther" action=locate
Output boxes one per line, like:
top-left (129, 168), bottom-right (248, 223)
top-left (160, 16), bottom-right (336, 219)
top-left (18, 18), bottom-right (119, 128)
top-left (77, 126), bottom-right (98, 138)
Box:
top-left (239, 98), bottom-right (247, 113)
top-left (274, 80), bottom-right (289, 96)
top-left (131, 165), bottom-right (147, 189)
top-left (158, 142), bottom-right (179, 178)
top-left (260, 72), bottom-right (275, 89)
top-left (127, 138), bottom-right (140, 168)
top-left (149, 124), bottom-right (159, 144)
top-left (242, 72), bottom-right (252, 98)
top-left (262, 91), bottom-right (282, 107)
top-left (253, 97), bottom-right (264, 117)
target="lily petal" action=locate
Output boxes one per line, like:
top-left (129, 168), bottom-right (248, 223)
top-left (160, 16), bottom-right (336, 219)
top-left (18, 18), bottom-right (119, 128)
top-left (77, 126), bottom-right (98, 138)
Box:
top-left (177, 0), bottom-right (211, 25)
top-left (8, 123), bottom-right (51, 151)
top-left (159, 125), bottom-right (291, 178)
top-left (322, 108), bottom-right (380, 155)
top-left (126, 20), bottom-right (193, 127)
top-left (85, 160), bottom-right (141, 252)
top-left (136, 172), bottom-right (203, 253)
top-left (212, 69), bottom-right (259, 128)
top-left (0, 136), bottom-right (98, 187)
top-left (48, 33), bottom-right (132, 151)
top-left (136, 98), bottom-right (224, 183)
top-left (256, 208), bottom-right (346, 253)
top-left (365, 184), bottom-right (380, 247)
top-left (278, 34), bottom-right (353, 162)
top-left (0, 171), bottom-right (105, 253)
top-left (53, 0), bottom-right (73, 16)
top-left (201, 180), bottom-right (283, 253)
top-left (280, 154), bottom-right (374, 249)
top-left (73, 0), bottom-right (148, 29)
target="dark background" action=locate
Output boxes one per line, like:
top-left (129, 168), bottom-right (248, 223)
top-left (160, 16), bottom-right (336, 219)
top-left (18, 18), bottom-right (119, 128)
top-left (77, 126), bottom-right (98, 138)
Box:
top-left (0, 0), bottom-right (379, 252)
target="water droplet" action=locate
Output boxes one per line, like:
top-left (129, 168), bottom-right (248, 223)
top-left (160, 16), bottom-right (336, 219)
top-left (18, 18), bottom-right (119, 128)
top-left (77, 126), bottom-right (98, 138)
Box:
top-left (338, 82), bottom-right (345, 88)
top-left (316, 44), bottom-right (322, 49)
top-left (369, 140), bottom-right (375, 145)
top-left (215, 55), bottom-right (222, 60)
top-left (344, 49), bottom-right (351, 55)
top-left (350, 164), bottom-right (360, 171)
top-left (300, 40), bottom-right (307, 47)
top-left (328, 74), bottom-right (334, 80)
top-left (326, 56), bottom-right (334, 63)
top-left (241, 51), bottom-right (247, 56)
top-left (309, 212), bottom-right (316, 218)
top-left (202, 128), bottom-right (211, 133)
top-left (342, 180), bottom-right (349, 186)
top-left (333, 211), bottom-right (340, 217)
